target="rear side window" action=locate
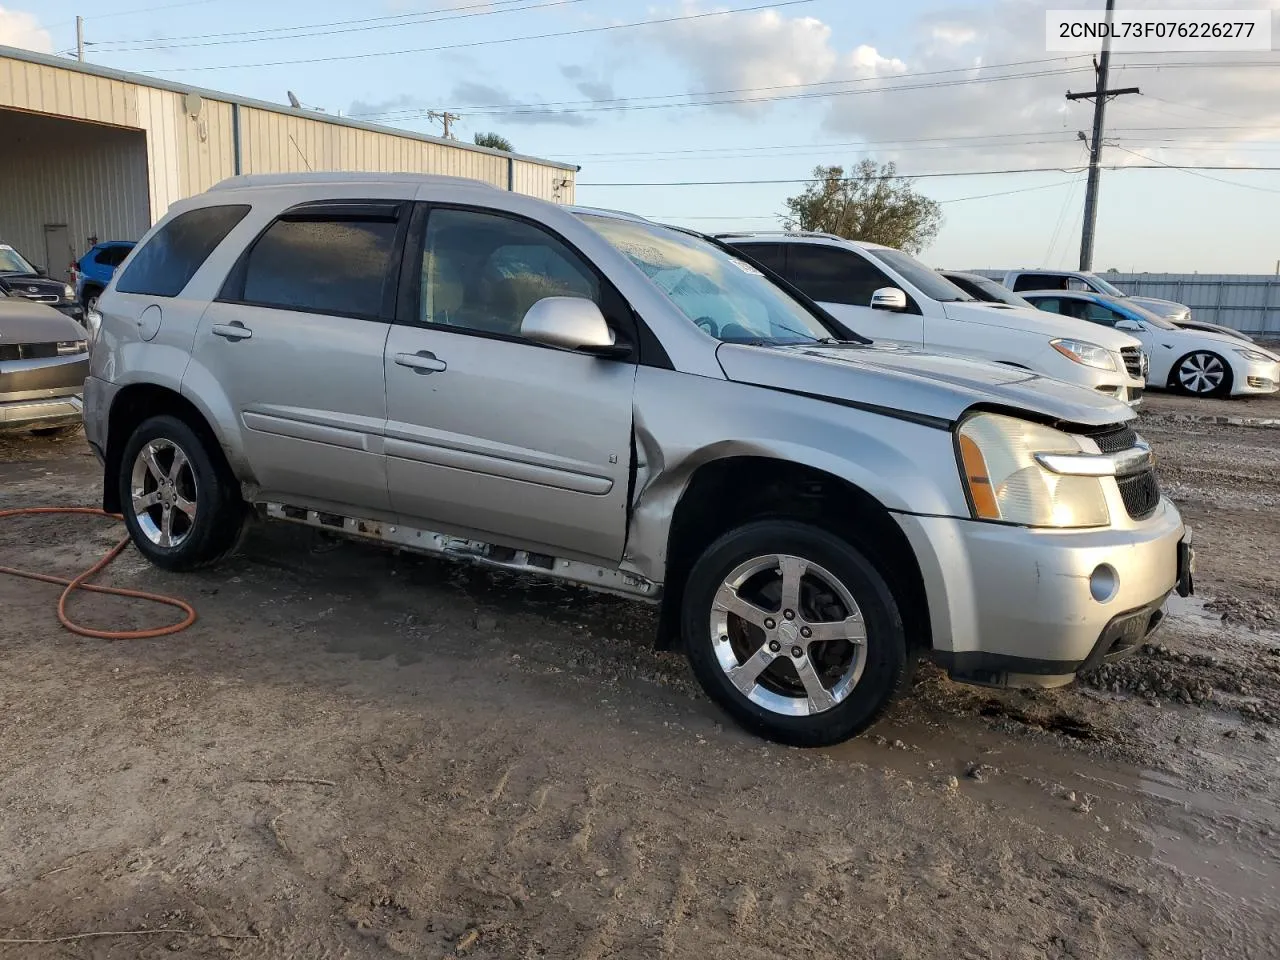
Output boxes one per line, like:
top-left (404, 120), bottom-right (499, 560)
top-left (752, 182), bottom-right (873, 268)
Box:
top-left (1029, 297), bottom-right (1061, 314)
top-left (94, 245), bottom-right (131, 267)
top-left (788, 245), bottom-right (891, 306)
top-left (733, 243), bottom-right (786, 275)
top-left (1012, 273), bottom-right (1067, 292)
top-left (238, 217), bottom-right (399, 318)
top-left (116, 205), bottom-right (249, 297)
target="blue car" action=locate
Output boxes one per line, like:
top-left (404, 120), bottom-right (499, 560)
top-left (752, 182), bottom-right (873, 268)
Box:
top-left (72, 241), bottom-right (135, 310)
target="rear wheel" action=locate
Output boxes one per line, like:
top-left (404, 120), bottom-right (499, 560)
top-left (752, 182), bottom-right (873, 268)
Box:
top-left (117, 414), bottom-right (245, 570)
top-left (1173, 351), bottom-right (1232, 397)
top-left (682, 520), bottom-right (909, 746)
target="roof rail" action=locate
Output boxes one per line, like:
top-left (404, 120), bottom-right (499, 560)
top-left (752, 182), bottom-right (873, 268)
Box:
top-left (712, 230), bottom-right (847, 241)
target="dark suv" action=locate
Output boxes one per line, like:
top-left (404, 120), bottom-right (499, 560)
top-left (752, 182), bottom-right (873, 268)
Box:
top-left (0, 243), bottom-right (84, 323)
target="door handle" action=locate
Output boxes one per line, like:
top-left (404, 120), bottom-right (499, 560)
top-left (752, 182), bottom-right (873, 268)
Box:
top-left (394, 350), bottom-right (447, 374)
top-left (212, 321), bottom-right (253, 341)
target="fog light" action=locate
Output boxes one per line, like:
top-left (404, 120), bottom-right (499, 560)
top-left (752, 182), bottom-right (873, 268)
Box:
top-left (1090, 564), bottom-right (1118, 603)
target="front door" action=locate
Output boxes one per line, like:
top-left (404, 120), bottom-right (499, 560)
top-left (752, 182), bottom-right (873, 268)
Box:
top-left (384, 205), bottom-right (636, 564)
top-left (784, 243), bottom-right (925, 347)
top-left (44, 224), bottom-right (71, 281)
top-left (190, 202), bottom-right (405, 512)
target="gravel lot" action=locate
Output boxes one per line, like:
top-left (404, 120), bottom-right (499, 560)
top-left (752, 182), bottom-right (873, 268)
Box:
top-left (1, 390), bottom-right (1277, 959)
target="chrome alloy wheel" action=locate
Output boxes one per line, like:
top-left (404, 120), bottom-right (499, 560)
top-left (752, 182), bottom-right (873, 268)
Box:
top-left (1178, 352), bottom-right (1226, 394)
top-left (709, 554), bottom-right (867, 717)
top-left (130, 438), bottom-right (198, 547)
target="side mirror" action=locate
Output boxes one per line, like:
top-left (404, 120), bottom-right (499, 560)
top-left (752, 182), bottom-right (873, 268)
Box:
top-left (35, 265), bottom-right (48, 277)
top-left (1115, 319), bottom-right (1143, 332)
top-left (870, 287), bottom-right (907, 312)
top-left (520, 297), bottom-right (629, 357)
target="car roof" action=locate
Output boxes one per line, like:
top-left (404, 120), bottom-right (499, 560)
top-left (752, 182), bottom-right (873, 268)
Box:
top-left (940, 270), bottom-right (992, 282)
top-left (1019, 289), bottom-right (1099, 299)
top-left (715, 231), bottom-right (891, 251)
top-left (208, 171), bottom-right (502, 191)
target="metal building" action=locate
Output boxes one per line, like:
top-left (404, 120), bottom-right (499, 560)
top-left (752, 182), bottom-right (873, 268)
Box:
top-left (0, 45), bottom-right (578, 281)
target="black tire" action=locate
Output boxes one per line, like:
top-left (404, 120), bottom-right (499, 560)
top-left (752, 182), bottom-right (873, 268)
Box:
top-left (81, 286), bottom-right (103, 312)
top-left (117, 414), bottom-right (245, 571)
top-left (1170, 351), bottom-right (1233, 397)
top-left (682, 520), bottom-right (909, 747)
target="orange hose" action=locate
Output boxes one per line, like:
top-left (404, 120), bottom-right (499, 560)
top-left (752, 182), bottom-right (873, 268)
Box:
top-left (0, 507), bottom-right (196, 639)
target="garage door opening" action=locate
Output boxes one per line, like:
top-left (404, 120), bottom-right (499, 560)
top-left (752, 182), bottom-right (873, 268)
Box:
top-left (0, 108), bottom-right (150, 282)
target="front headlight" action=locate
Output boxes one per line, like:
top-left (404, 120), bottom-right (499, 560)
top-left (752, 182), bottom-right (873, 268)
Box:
top-left (1050, 338), bottom-right (1116, 370)
top-left (57, 339), bottom-right (87, 355)
top-left (62, 283), bottom-right (75, 300)
top-left (956, 412), bottom-right (1110, 528)
top-left (1235, 348), bottom-right (1278, 364)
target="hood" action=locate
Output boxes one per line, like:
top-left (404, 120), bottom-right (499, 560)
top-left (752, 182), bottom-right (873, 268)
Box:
top-left (1157, 322), bottom-right (1273, 355)
top-left (715, 341), bottom-right (1134, 428)
top-left (1128, 295), bottom-right (1189, 319)
top-left (0, 298), bottom-right (86, 342)
top-left (0, 274), bottom-right (67, 297)
top-left (939, 300), bottom-right (1141, 351)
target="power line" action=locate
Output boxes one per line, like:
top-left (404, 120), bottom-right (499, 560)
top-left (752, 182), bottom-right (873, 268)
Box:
top-left (572, 138), bottom-right (1081, 164)
top-left (578, 164), bottom-right (1280, 187)
top-left (128, 0), bottom-right (822, 72)
top-left (87, 0), bottom-right (592, 51)
top-left (353, 56), bottom-right (1091, 118)
top-left (1110, 145), bottom-right (1280, 194)
top-left (86, 0), bottom-right (221, 21)
top-left (368, 66), bottom-right (1095, 119)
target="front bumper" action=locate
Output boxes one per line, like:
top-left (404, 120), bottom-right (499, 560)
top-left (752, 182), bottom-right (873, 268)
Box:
top-left (0, 393), bottom-right (83, 431)
top-left (1235, 359), bottom-right (1280, 395)
top-left (895, 497), bottom-right (1187, 687)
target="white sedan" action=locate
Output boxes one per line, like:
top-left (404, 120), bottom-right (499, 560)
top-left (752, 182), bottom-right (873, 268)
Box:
top-left (1022, 290), bottom-right (1279, 398)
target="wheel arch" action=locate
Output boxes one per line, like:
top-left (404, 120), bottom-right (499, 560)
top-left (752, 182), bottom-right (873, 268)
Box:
top-left (653, 454), bottom-right (932, 657)
top-left (102, 383), bottom-right (235, 513)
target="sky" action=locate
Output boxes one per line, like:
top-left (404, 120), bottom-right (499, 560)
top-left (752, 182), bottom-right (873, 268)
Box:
top-left (5, 0), bottom-right (1280, 273)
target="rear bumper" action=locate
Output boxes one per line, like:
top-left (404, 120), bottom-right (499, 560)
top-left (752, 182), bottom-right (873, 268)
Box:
top-left (0, 393), bottom-right (83, 431)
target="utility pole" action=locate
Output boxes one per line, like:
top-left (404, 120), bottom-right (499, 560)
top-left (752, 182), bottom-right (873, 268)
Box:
top-left (75, 16), bottom-right (85, 61)
top-left (427, 110), bottom-right (460, 139)
top-left (1066, 0), bottom-right (1139, 271)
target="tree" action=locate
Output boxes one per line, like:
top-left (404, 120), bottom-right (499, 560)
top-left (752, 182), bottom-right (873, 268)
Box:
top-left (474, 131), bottom-right (514, 152)
top-left (783, 160), bottom-right (942, 253)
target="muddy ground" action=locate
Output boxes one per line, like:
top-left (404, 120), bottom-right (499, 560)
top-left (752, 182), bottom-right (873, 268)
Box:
top-left (0, 390), bottom-right (1277, 959)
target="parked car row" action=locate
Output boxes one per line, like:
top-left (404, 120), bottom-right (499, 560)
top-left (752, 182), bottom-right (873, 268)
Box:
top-left (74, 173), bottom-right (1195, 746)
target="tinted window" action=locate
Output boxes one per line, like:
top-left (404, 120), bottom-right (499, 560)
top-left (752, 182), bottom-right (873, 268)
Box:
top-left (733, 243), bottom-right (787, 275)
top-left (421, 208), bottom-right (599, 336)
top-left (862, 248), bottom-right (971, 302)
top-left (241, 218), bottom-right (398, 318)
top-left (1012, 273), bottom-right (1067, 292)
top-left (94, 245), bottom-right (132, 268)
top-left (116, 205), bottom-right (248, 297)
top-left (787, 245), bottom-right (890, 306)
top-left (1028, 297), bottom-right (1062, 314)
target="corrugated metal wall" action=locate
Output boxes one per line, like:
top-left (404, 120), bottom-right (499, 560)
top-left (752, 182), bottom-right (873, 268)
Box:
top-left (235, 106), bottom-right (511, 188)
top-left (0, 52), bottom-right (577, 254)
top-left (512, 158), bottom-right (575, 204)
top-left (1104, 274), bottom-right (1280, 335)
top-left (0, 108), bottom-right (150, 273)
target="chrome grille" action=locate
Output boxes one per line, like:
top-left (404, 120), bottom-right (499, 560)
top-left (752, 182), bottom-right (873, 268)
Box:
top-left (0, 342), bottom-right (58, 361)
top-left (1120, 346), bottom-right (1144, 380)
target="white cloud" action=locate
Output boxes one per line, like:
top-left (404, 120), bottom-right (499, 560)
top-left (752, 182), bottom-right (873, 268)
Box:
top-left (628, 1), bottom-right (1280, 167)
top-left (0, 6), bottom-right (53, 53)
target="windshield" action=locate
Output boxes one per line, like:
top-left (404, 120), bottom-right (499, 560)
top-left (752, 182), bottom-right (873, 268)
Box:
top-left (970, 275), bottom-right (1034, 307)
top-left (579, 215), bottom-right (837, 344)
top-left (0, 245), bottom-right (37, 274)
top-left (1088, 274), bottom-right (1128, 297)
top-left (1126, 300), bottom-right (1178, 330)
top-left (862, 247), bottom-right (973, 302)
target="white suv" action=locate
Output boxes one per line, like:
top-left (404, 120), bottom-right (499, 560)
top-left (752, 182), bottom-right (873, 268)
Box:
top-left (722, 233), bottom-right (1147, 405)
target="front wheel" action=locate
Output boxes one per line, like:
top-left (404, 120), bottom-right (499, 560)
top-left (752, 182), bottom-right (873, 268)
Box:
top-left (1173, 351), bottom-right (1232, 397)
top-left (682, 520), bottom-right (909, 746)
top-left (117, 414), bottom-right (246, 571)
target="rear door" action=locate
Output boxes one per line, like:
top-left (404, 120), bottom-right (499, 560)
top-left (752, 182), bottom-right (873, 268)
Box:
top-left (192, 199), bottom-right (406, 512)
top-left (783, 243), bottom-right (924, 346)
top-left (383, 204), bottom-right (637, 564)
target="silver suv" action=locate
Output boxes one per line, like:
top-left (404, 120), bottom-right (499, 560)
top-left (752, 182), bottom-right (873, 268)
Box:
top-left (84, 174), bottom-right (1193, 746)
